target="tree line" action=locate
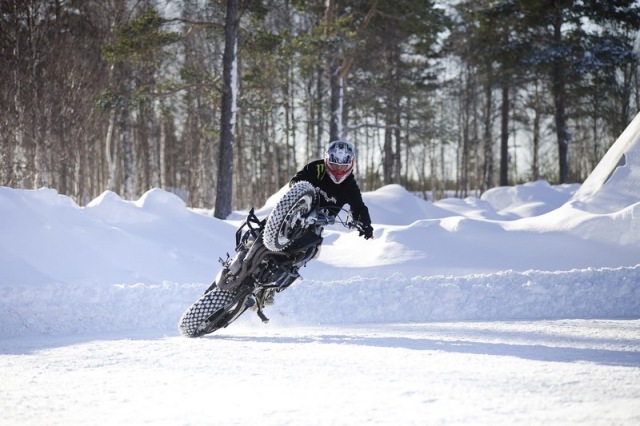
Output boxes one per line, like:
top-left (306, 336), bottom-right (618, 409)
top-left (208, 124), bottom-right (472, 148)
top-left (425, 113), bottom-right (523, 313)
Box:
top-left (1, 0), bottom-right (639, 217)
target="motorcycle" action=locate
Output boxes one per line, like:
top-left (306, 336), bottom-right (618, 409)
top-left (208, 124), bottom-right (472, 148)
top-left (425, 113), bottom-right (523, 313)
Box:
top-left (178, 180), bottom-right (364, 337)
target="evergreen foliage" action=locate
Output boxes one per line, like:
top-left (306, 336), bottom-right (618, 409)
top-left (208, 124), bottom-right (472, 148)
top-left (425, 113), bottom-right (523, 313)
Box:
top-left (1, 0), bottom-right (638, 207)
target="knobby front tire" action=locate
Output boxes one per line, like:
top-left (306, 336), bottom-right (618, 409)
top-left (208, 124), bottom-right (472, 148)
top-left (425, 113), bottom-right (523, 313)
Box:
top-left (263, 181), bottom-right (315, 252)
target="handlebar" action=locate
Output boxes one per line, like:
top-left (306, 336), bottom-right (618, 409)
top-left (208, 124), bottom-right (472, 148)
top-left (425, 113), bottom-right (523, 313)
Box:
top-left (306, 209), bottom-right (364, 232)
top-left (347, 219), bottom-right (365, 231)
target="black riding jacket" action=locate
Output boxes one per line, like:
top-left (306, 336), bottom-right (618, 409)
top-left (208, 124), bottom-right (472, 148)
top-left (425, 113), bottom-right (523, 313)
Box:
top-left (290, 159), bottom-right (372, 227)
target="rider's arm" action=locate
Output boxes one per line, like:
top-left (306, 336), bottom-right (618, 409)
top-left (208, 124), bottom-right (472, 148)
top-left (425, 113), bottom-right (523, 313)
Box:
top-left (348, 184), bottom-right (373, 240)
top-left (290, 160), bottom-right (323, 187)
top-left (345, 180), bottom-right (372, 227)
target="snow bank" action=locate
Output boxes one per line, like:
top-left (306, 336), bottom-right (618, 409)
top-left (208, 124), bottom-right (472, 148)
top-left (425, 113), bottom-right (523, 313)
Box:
top-left (1, 264), bottom-right (638, 339)
top-left (0, 187), bottom-right (237, 286)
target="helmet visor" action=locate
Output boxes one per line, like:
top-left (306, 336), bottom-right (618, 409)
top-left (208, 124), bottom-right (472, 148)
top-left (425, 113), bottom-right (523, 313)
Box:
top-left (327, 162), bottom-right (352, 172)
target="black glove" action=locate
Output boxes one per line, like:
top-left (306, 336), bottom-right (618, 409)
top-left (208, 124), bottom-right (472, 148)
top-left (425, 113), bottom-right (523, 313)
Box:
top-left (359, 225), bottom-right (374, 240)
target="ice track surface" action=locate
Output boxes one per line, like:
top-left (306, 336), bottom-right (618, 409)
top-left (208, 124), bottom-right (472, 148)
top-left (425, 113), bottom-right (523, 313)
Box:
top-left (1, 320), bottom-right (639, 426)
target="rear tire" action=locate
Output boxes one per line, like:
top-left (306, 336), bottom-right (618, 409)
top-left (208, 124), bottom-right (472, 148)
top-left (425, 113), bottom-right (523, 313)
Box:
top-left (178, 287), bottom-right (238, 337)
top-left (263, 181), bottom-right (315, 252)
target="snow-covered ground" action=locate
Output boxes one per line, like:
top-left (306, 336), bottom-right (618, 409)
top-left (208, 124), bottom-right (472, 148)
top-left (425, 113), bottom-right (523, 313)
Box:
top-left (1, 114), bottom-right (640, 425)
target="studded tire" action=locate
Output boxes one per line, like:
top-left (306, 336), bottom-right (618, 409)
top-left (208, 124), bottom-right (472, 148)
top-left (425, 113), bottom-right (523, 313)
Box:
top-left (178, 287), bottom-right (238, 337)
top-left (263, 181), bottom-right (316, 252)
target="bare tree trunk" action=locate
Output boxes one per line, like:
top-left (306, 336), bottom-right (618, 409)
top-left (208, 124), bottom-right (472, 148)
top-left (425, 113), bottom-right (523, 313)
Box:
top-left (105, 107), bottom-right (117, 191)
top-left (120, 101), bottom-right (135, 199)
top-left (383, 115), bottom-right (393, 185)
top-left (532, 108), bottom-right (541, 181)
top-left (529, 78), bottom-right (542, 181)
top-left (329, 57), bottom-right (343, 141)
top-left (315, 65), bottom-right (324, 157)
top-left (482, 80), bottom-right (493, 190)
top-left (394, 110), bottom-right (402, 185)
top-left (325, 0), bottom-right (341, 142)
top-left (326, 0), bottom-right (377, 143)
top-left (235, 106), bottom-right (245, 207)
top-left (552, 9), bottom-right (569, 184)
top-left (459, 67), bottom-right (472, 197)
top-left (214, 0), bottom-right (238, 219)
top-left (10, 0), bottom-right (23, 187)
top-left (499, 84), bottom-right (509, 186)
top-left (150, 108), bottom-right (161, 188)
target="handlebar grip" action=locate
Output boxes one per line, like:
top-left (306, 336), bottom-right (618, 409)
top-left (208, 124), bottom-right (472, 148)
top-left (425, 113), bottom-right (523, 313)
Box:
top-left (348, 220), bottom-right (364, 230)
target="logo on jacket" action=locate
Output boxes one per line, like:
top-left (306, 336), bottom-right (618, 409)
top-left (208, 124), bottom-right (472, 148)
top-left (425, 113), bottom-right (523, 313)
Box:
top-left (318, 189), bottom-right (337, 204)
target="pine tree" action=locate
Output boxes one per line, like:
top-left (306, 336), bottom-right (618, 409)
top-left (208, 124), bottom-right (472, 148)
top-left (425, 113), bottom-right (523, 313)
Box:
top-left (517, 0), bottom-right (640, 183)
top-left (214, 0), bottom-right (238, 219)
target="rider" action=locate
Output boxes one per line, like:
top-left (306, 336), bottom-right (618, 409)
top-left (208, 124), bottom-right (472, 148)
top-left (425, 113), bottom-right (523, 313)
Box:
top-left (290, 140), bottom-right (374, 240)
top-left (261, 140), bottom-right (374, 307)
